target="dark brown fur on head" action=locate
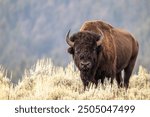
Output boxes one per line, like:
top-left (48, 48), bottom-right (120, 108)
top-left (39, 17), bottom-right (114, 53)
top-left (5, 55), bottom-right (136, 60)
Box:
top-left (67, 31), bottom-right (103, 87)
top-left (68, 31), bottom-right (102, 55)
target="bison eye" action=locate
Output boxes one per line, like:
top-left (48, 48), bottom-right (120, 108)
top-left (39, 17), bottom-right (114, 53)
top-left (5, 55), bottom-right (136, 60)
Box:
top-left (87, 56), bottom-right (91, 60)
top-left (79, 54), bottom-right (84, 60)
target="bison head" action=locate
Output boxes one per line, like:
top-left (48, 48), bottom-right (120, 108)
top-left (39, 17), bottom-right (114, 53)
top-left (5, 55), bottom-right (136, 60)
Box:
top-left (66, 30), bottom-right (104, 80)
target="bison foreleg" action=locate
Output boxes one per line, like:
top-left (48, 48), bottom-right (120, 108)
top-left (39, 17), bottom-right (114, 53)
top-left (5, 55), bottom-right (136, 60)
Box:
top-left (81, 78), bottom-right (89, 91)
top-left (116, 72), bottom-right (123, 88)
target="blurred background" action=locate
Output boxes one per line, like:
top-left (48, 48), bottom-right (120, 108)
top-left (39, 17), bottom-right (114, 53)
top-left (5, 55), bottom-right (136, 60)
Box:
top-left (0, 0), bottom-right (150, 83)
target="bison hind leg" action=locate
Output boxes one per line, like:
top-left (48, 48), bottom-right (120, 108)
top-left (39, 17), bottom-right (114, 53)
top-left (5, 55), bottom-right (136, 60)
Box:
top-left (124, 54), bottom-right (138, 89)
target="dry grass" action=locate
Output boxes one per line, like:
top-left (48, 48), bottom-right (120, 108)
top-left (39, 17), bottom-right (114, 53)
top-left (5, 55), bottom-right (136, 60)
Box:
top-left (0, 58), bottom-right (150, 100)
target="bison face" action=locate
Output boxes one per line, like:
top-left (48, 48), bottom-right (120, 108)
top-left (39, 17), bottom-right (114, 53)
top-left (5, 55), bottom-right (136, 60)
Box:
top-left (66, 30), bottom-right (103, 73)
top-left (74, 43), bottom-right (97, 72)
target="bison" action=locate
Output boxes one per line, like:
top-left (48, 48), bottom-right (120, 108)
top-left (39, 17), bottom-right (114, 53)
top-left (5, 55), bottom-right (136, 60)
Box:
top-left (66, 20), bottom-right (139, 90)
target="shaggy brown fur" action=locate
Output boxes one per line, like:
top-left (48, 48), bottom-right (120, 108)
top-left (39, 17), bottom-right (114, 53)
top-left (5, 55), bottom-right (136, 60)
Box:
top-left (80, 21), bottom-right (117, 81)
top-left (67, 20), bottom-right (139, 89)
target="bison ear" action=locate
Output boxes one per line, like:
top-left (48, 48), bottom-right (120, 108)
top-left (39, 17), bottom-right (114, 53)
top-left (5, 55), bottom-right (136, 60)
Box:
top-left (68, 47), bottom-right (74, 54)
top-left (96, 45), bottom-right (103, 53)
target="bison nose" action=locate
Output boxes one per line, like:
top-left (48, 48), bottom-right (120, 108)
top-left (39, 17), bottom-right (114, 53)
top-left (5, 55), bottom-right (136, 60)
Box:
top-left (80, 61), bottom-right (91, 69)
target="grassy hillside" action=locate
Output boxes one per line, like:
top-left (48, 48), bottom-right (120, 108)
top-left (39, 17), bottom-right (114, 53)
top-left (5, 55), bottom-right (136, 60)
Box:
top-left (0, 58), bottom-right (150, 100)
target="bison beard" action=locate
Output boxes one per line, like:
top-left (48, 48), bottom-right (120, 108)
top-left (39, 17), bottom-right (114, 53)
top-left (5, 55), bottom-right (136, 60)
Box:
top-left (66, 20), bottom-right (139, 90)
top-left (80, 65), bottom-right (98, 90)
top-left (80, 71), bottom-right (93, 90)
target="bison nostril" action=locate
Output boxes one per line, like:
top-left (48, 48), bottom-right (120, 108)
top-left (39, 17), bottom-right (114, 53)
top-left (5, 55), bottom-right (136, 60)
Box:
top-left (80, 62), bottom-right (91, 68)
top-left (86, 62), bottom-right (90, 66)
top-left (80, 62), bottom-right (85, 68)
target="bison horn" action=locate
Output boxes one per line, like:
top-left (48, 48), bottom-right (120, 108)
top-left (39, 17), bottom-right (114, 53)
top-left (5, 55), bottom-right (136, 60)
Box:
top-left (96, 29), bottom-right (104, 46)
top-left (66, 29), bottom-right (74, 47)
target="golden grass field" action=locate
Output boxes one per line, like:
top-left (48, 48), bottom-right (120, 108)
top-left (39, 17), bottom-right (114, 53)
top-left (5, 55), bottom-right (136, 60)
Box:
top-left (0, 58), bottom-right (150, 100)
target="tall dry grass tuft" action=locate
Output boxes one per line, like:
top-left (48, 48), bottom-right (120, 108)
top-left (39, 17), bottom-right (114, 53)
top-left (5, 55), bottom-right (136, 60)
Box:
top-left (0, 66), bottom-right (13, 99)
top-left (0, 59), bottom-right (150, 100)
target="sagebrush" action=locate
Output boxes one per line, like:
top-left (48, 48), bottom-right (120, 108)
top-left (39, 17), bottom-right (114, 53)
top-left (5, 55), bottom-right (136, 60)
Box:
top-left (0, 59), bottom-right (150, 100)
